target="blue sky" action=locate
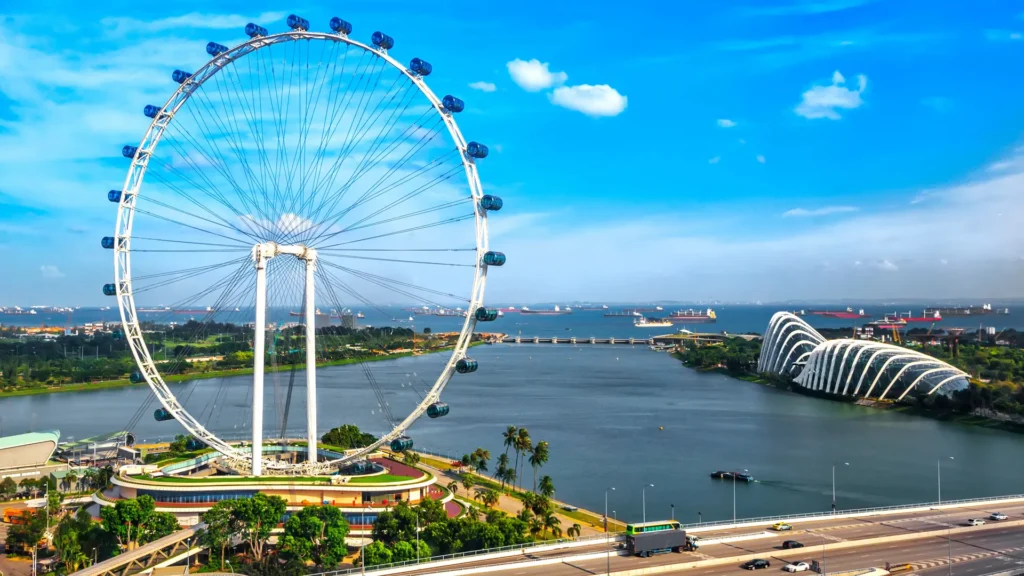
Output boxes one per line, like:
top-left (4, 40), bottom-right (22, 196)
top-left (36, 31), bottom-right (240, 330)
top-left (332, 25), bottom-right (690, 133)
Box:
top-left (0, 0), bottom-right (1022, 304)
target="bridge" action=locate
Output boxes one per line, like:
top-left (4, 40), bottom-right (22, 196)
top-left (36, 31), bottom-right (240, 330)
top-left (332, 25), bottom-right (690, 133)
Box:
top-left (72, 523), bottom-right (203, 576)
top-left (496, 333), bottom-right (741, 345)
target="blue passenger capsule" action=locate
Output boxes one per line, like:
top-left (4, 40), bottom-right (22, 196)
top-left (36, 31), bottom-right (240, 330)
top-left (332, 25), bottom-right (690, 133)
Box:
top-left (154, 408), bottom-right (174, 421)
top-left (143, 105), bottom-right (161, 119)
top-left (245, 23), bottom-right (268, 38)
top-left (287, 14), bottom-right (310, 30)
top-left (474, 307), bottom-right (499, 322)
top-left (480, 195), bottom-right (503, 211)
top-left (456, 358), bottom-right (478, 374)
top-left (128, 371), bottom-right (143, 383)
top-left (483, 251), bottom-right (506, 266)
top-left (103, 284), bottom-right (117, 296)
top-left (409, 58), bottom-right (432, 77)
top-left (390, 436), bottom-right (413, 452)
top-left (206, 42), bottom-right (229, 56)
top-left (466, 142), bottom-right (489, 159)
top-left (122, 145), bottom-right (138, 158)
top-left (329, 17), bottom-right (352, 35)
top-left (101, 237), bottom-right (115, 249)
top-left (442, 95), bottom-right (465, 113)
top-left (371, 31), bottom-right (394, 50)
top-left (108, 190), bottom-right (122, 203)
top-left (427, 402), bottom-right (450, 418)
top-left (172, 69), bottom-right (192, 84)
top-left (185, 437), bottom-right (206, 451)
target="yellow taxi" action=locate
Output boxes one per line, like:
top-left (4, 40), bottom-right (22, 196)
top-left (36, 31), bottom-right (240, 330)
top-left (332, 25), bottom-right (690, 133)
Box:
top-left (772, 522), bottom-right (793, 531)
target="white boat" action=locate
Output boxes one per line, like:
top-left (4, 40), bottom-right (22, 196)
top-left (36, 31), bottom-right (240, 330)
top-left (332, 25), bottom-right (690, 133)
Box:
top-left (634, 317), bottom-right (673, 328)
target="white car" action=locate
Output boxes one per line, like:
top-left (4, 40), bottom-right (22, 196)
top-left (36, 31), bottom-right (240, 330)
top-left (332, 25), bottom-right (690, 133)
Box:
top-left (784, 562), bottom-right (811, 572)
top-left (966, 518), bottom-right (985, 526)
top-left (990, 512), bottom-right (1008, 521)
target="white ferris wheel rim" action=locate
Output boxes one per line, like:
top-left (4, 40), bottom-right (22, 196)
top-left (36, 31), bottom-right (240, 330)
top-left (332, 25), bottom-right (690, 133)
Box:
top-left (112, 29), bottom-right (490, 474)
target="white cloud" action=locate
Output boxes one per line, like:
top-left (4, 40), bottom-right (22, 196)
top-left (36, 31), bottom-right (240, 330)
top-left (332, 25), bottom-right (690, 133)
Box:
top-left (871, 259), bottom-right (899, 272)
top-left (795, 70), bottom-right (868, 120)
top-left (783, 206), bottom-right (859, 217)
top-left (984, 30), bottom-right (1023, 42)
top-left (717, 119), bottom-right (737, 128)
top-left (756, 154), bottom-right (767, 164)
top-left (549, 85), bottom-right (628, 117)
top-left (101, 11), bottom-right (287, 36)
top-left (468, 81), bottom-right (497, 93)
top-left (506, 59), bottom-right (567, 92)
top-left (708, 156), bottom-right (721, 164)
top-left (40, 265), bottom-right (65, 279)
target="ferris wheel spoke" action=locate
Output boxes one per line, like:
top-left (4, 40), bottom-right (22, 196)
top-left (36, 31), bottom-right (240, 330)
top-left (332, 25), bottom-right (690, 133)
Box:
top-left (317, 213), bottom-right (475, 248)
top-left (132, 259), bottom-right (250, 282)
top-left (132, 256), bottom-right (251, 294)
top-left (319, 259), bottom-right (470, 302)
top-left (316, 265), bottom-right (391, 320)
top-left (132, 204), bottom-right (255, 246)
top-left (130, 236), bottom-right (252, 248)
top-left (332, 182), bottom-right (470, 236)
top-left (147, 170), bottom-right (264, 240)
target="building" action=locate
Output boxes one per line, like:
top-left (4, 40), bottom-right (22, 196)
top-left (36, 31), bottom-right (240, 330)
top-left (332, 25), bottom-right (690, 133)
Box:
top-left (0, 431), bottom-right (65, 482)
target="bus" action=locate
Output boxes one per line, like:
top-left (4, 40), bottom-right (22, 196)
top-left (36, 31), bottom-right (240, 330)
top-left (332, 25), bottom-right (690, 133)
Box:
top-left (625, 520), bottom-right (681, 536)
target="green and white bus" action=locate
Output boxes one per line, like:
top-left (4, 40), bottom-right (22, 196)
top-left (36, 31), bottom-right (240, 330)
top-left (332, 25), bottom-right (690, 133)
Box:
top-left (625, 520), bottom-right (682, 536)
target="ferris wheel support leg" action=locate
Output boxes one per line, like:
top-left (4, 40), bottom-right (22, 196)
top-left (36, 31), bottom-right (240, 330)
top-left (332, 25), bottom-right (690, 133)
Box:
top-left (304, 255), bottom-right (318, 463)
top-left (252, 257), bottom-right (268, 476)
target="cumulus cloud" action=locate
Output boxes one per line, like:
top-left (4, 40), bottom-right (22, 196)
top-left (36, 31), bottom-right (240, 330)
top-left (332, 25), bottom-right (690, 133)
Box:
top-left (468, 81), bottom-right (496, 92)
top-left (795, 70), bottom-right (867, 120)
top-left (101, 11), bottom-right (287, 35)
top-left (549, 85), bottom-right (628, 117)
top-left (871, 259), bottom-right (899, 271)
top-left (717, 119), bottom-right (737, 128)
top-left (782, 206), bottom-right (859, 217)
top-left (756, 154), bottom-right (767, 164)
top-left (709, 156), bottom-right (721, 164)
top-left (506, 59), bottom-right (567, 92)
top-left (40, 265), bottom-right (65, 279)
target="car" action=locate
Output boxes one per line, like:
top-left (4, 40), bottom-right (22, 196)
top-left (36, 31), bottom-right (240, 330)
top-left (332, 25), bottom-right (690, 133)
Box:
top-left (783, 562), bottom-right (810, 573)
top-left (990, 512), bottom-right (1008, 521)
top-left (966, 518), bottom-right (985, 526)
top-left (782, 540), bottom-right (804, 549)
top-left (772, 522), bottom-right (793, 531)
top-left (741, 559), bottom-right (771, 570)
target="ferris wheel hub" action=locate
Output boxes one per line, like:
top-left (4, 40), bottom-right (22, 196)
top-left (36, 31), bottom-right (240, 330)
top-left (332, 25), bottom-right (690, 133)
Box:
top-left (251, 242), bottom-right (317, 266)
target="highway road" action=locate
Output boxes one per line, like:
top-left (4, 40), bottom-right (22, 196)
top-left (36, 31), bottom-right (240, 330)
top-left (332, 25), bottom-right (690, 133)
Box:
top-left (389, 500), bottom-right (1024, 576)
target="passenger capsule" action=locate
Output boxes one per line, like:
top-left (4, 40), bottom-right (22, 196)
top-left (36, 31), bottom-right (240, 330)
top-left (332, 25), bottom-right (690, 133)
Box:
top-left (122, 145), bottom-right (138, 158)
top-left (143, 105), bottom-right (161, 119)
top-left (483, 251), bottom-right (506, 266)
top-left (466, 142), bottom-right (489, 159)
top-left (185, 438), bottom-right (206, 451)
top-left (130, 371), bottom-right (144, 383)
top-left (329, 17), bottom-right (352, 35)
top-left (245, 23), bottom-right (268, 38)
top-left (172, 69), bottom-right (193, 84)
top-left (102, 284), bottom-right (117, 296)
top-left (154, 408), bottom-right (174, 421)
top-left (206, 42), bottom-right (229, 56)
top-left (474, 307), bottom-right (498, 322)
top-left (101, 237), bottom-right (115, 249)
top-left (480, 195), bottom-right (503, 211)
top-left (371, 31), bottom-right (395, 50)
top-left (427, 402), bottom-right (450, 418)
top-left (108, 190), bottom-right (122, 203)
top-left (350, 460), bottom-right (368, 474)
top-left (409, 58), bottom-right (432, 77)
top-left (390, 436), bottom-right (413, 452)
top-left (455, 358), bottom-right (478, 374)
top-left (287, 14), bottom-right (310, 31)
top-left (442, 95), bottom-right (465, 113)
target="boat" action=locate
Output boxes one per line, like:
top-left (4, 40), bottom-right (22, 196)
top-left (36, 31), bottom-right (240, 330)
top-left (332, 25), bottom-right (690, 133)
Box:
top-left (520, 305), bottom-right (572, 315)
top-left (625, 306), bottom-right (664, 313)
top-left (710, 471), bottom-right (754, 482)
top-left (669, 308), bottom-right (717, 323)
top-left (604, 310), bottom-right (642, 317)
top-left (710, 471), bottom-right (732, 479)
top-left (174, 307), bottom-right (214, 314)
top-left (357, 312), bottom-right (365, 319)
top-left (137, 306), bottom-right (171, 313)
top-left (289, 309), bottom-right (327, 317)
top-left (923, 304), bottom-right (1007, 316)
top-left (578, 305), bottom-right (609, 311)
top-left (899, 310), bottom-right (942, 322)
top-left (868, 316), bottom-right (907, 330)
top-left (635, 317), bottom-right (673, 328)
top-left (809, 307), bottom-right (869, 319)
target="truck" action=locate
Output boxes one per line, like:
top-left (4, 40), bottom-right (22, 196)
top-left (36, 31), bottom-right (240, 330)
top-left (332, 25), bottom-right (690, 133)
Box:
top-left (626, 529), bottom-right (698, 557)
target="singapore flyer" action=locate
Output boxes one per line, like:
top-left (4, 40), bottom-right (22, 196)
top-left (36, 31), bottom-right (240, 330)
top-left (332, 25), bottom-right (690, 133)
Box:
top-left (102, 14), bottom-right (505, 476)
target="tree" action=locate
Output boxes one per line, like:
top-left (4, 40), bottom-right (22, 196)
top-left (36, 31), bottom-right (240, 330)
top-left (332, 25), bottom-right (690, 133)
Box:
top-left (201, 500), bottom-right (241, 569)
top-left (478, 489), bottom-right (499, 508)
top-left (169, 434), bottom-right (188, 454)
top-left (362, 540), bottom-right (393, 566)
top-left (541, 511), bottom-right (560, 537)
top-left (231, 493), bottom-right (287, 562)
top-left (5, 508), bottom-right (46, 556)
top-left (391, 539), bottom-right (431, 562)
top-left (402, 451), bottom-right (421, 466)
top-left (447, 480), bottom-right (458, 497)
top-left (528, 441), bottom-right (549, 493)
top-left (320, 424), bottom-right (377, 449)
top-left (280, 505), bottom-right (350, 569)
top-left (515, 430), bottom-right (531, 491)
top-left (538, 475), bottom-right (555, 499)
top-left (0, 476), bottom-right (16, 498)
top-left (461, 474), bottom-right (474, 494)
top-left (472, 447), bottom-right (491, 474)
top-left (567, 523), bottom-right (582, 539)
top-left (54, 508), bottom-right (94, 573)
top-left (65, 471), bottom-right (79, 493)
top-left (48, 490), bottom-right (64, 516)
top-left (496, 454), bottom-right (510, 491)
top-left (99, 495), bottom-right (179, 551)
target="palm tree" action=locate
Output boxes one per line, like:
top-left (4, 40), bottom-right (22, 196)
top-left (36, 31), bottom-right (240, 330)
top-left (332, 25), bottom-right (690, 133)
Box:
top-left (538, 475), bottom-right (555, 498)
top-left (447, 480), bottom-right (458, 496)
top-left (516, 433), bottom-right (532, 491)
top-left (551, 525), bottom-right (563, 539)
top-left (567, 523), bottom-right (582, 539)
top-left (502, 425), bottom-right (518, 465)
top-left (521, 492), bottom-right (535, 512)
top-left (528, 440), bottom-right (549, 493)
top-left (504, 467), bottom-right (517, 490)
top-left (473, 447), bottom-right (491, 475)
top-left (528, 517), bottom-right (543, 537)
top-left (517, 507), bottom-right (533, 523)
top-left (513, 428), bottom-right (530, 491)
top-left (66, 471), bottom-right (79, 493)
top-left (542, 511), bottom-right (560, 537)
top-left (479, 489), bottom-right (500, 508)
top-left (496, 453), bottom-right (510, 490)
top-left (461, 474), bottom-right (474, 494)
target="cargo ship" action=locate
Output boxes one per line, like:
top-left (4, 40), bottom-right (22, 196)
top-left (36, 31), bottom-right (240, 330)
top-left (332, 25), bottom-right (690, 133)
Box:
top-left (899, 310), bottom-right (942, 323)
top-left (923, 304), bottom-right (1009, 316)
top-left (520, 305), bottom-right (572, 315)
top-left (625, 306), bottom-right (664, 313)
top-left (174, 307), bottom-right (215, 314)
top-left (289, 309), bottom-right (328, 317)
top-left (669, 308), bottom-right (717, 323)
top-left (868, 316), bottom-right (907, 330)
top-left (635, 317), bottom-right (673, 328)
top-left (605, 310), bottom-right (642, 317)
top-left (577, 305), bottom-right (609, 311)
top-left (137, 306), bottom-right (171, 313)
top-left (808, 307), bottom-right (869, 319)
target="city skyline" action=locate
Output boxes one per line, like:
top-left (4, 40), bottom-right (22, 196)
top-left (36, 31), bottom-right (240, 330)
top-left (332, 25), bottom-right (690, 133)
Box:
top-left (0, 0), bottom-right (1022, 304)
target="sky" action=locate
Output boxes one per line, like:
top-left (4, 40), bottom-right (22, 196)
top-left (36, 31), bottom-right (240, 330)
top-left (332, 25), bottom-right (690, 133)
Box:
top-left (1, 0), bottom-right (1023, 305)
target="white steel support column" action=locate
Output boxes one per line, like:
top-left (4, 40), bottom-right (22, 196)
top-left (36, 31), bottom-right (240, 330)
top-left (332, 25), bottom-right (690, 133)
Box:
top-left (304, 254), bottom-right (318, 462)
top-left (252, 252), bottom-right (268, 477)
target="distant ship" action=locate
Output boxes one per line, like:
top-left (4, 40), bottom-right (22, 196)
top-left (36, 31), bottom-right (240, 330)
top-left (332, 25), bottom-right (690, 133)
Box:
top-left (899, 310), bottom-right (942, 323)
top-left (923, 304), bottom-right (1008, 316)
top-left (1, 307), bottom-right (37, 315)
top-left (808, 307), bottom-right (869, 319)
top-left (605, 310), bottom-right (642, 317)
top-left (577, 305), bottom-right (609, 311)
top-left (357, 312), bottom-right (365, 319)
top-left (174, 307), bottom-right (214, 314)
top-left (289, 309), bottom-right (327, 317)
top-left (669, 309), bottom-right (717, 323)
top-left (625, 306), bottom-right (664, 313)
top-left (869, 316), bottom-right (907, 329)
top-left (137, 306), bottom-right (171, 313)
top-left (635, 317), bottom-right (673, 328)
top-left (520, 305), bottom-right (572, 315)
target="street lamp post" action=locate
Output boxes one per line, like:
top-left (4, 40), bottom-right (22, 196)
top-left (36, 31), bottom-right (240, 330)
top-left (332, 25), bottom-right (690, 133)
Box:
top-left (671, 504), bottom-right (675, 521)
top-left (832, 462), bottom-right (849, 514)
top-left (606, 487), bottom-right (616, 576)
top-left (733, 469), bottom-right (748, 522)
top-left (938, 456), bottom-right (953, 504)
top-left (698, 511), bottom-right (702, 525)
top-left (642, 484), bottom-right (654, 525)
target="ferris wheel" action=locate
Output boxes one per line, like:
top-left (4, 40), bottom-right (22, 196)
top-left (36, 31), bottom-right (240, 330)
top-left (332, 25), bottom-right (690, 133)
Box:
top-left (102, 14), bottom-right (505, 475)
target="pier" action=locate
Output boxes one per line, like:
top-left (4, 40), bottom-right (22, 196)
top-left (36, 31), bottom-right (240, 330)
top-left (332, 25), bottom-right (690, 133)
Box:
top-left (493, 332), bottom-right (752, 345)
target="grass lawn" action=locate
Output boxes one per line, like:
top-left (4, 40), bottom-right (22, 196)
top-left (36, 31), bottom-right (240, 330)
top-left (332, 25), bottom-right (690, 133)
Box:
top-left (347, 474), bottom-right (420, 484)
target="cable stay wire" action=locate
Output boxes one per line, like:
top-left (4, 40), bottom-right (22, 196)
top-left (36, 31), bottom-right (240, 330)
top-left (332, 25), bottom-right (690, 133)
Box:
top-left (317, 259), bottom-right (470, 302)
top-left (316, 213), bottom-right (475, 249)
